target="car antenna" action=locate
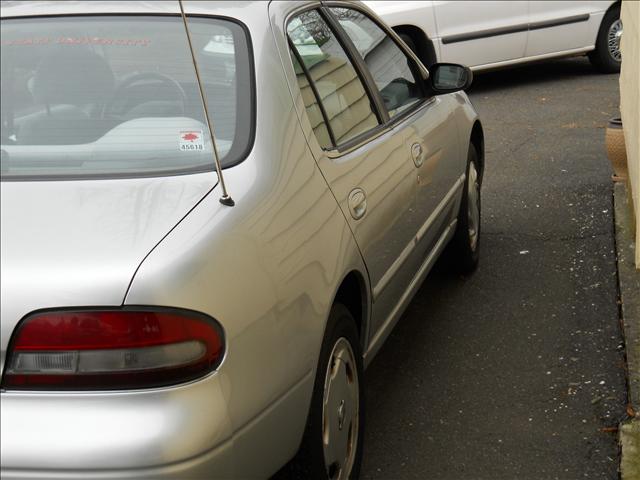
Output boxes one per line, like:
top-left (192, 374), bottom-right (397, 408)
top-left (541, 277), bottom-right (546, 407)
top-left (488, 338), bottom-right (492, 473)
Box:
top-left (178, 0), bottom-right (234, 206)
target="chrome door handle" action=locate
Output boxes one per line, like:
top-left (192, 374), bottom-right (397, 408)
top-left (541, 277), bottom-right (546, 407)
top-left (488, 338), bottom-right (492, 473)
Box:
top-left (411, 143), bottom-right (424, 168)
top-left (348, 188), bottom-right (367, 220)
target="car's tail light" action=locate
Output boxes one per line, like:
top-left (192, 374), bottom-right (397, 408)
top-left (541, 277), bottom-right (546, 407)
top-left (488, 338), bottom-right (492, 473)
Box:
top-left (2, 308), bottom-right (224, 390)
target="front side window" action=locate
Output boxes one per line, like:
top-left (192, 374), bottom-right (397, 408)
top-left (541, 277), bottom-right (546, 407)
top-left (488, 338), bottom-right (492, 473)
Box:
top-left (0, 16), bottom-right (252, 179)
top-left (330, 8), bottom-right (424, 118)
top-left (287, 10), bottom-right (378, 148)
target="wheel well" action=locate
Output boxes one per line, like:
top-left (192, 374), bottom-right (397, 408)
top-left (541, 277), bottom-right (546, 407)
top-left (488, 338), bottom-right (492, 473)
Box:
top-left (333, 271), bottom-right (367, 344)
top-left (392, 25), bottom-right (437, 68)
top-left (608, 1), bottom-right (621, 13)
top-left (590, 0), bottom-right (622, 42)
top-left (599, 2), bottom-right (621, 35)
top-left (598, 0), bottom-right (622, 25)
top-left (470, 121), bottom-right (485, 181)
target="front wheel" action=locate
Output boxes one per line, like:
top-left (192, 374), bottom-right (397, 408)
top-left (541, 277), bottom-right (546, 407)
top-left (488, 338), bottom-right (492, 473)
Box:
top-left (448, 143), bottom-right (481, 273)
top-left (292, 304), bottom-right (365, 480)
top-left (589, 5), bottom-right (622, 73)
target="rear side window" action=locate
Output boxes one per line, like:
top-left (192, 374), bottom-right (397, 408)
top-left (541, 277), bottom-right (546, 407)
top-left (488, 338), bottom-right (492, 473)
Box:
top-left (287, 10), bottom-right (378, 149)
top-left (290, 50), bottom-right (333, 149)
top-left (330, 7), bottom-right (424, 118)
top-left (0, 16), bottom-right (253, 179)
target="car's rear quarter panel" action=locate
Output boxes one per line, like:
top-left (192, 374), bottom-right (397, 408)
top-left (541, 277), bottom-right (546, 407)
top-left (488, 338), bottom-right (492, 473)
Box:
top-left (122, 2), bottom-right (369, 477)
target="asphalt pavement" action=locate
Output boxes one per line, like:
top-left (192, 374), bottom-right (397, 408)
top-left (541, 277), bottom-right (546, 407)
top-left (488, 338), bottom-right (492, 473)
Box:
top-left (360, 57), bottom-right (627, 480)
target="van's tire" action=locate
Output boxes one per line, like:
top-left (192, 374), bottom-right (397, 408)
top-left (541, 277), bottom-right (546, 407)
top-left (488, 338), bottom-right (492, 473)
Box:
top-left (399, 33), bottom-right (418, 55)
top-left (397, 30), bottom-right (437, 68)
top-left (292, 303), bottom-right (365, 479)
top-left (448, 143), bottom-right (481, 273)
top-left (589, 4), bottom-right (622, 73)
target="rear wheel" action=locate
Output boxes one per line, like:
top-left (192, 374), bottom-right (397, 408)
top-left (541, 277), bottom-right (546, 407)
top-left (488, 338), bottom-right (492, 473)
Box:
top-left (448, 143), bottom-right (481, 273)
top-left (589, 5), bottom-right (622, 73)
top-left (292, 304), bottom-right (364, 480)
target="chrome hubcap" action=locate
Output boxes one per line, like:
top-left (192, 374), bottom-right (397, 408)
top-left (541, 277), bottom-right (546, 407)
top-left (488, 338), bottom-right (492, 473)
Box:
top-left (608, 19), bottom-right (622, 62)
top-left (322, 338), bottom-right (359, 480)
top-left (467, 162), bottom-right (480, 252)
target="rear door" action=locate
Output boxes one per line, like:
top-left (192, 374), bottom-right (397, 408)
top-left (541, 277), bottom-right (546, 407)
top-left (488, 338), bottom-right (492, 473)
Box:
top-left (435, 1), bottom-right (529, 68)
top-left (285, 7), bottom-right (423, 335)
top-left (328, 7), bottom-right (464, 266)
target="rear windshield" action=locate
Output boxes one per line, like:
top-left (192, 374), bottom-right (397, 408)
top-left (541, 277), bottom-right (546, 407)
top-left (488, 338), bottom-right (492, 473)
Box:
top-left (0, 16), bottom-right (253, 179)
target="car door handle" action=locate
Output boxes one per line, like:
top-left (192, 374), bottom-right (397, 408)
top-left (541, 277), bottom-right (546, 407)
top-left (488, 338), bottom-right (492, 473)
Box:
top-left (348, 188), bottom-right (367, 220)
top-left (411, 143), bottom-right (424, 168)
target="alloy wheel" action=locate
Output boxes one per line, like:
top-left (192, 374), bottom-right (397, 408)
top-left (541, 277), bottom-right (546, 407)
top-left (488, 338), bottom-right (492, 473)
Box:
top-left (608, 19), bottom-right (623, 62)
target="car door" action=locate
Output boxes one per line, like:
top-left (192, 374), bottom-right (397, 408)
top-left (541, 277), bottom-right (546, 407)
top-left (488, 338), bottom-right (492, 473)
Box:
top-left (328, 6), bottom-right (464, 272)
top-left (286, 7), bottom-right (423, 338)
top-left (526, 1), bottom-right (592, 57)
top-left (435, 0), bottom-right (529, 68)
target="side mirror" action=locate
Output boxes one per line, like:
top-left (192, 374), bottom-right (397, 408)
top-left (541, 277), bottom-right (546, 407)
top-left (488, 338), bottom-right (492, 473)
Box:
top-left (429, 63), bottom-right (473, 94)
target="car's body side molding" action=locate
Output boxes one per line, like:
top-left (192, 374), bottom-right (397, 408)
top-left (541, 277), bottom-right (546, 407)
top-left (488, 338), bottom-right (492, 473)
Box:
top-left (364, 175), bottom-right (465, 367)
top-left (441, 14), bottom-right (591, 45)
top-left (365, 216), bottom-right (459, 367)
top-left (372, 173), bottom-right (465, 301)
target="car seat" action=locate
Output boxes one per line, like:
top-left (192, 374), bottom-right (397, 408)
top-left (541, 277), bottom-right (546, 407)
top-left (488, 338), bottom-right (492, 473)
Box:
top-left (18, 47), bottom-right (115, 145)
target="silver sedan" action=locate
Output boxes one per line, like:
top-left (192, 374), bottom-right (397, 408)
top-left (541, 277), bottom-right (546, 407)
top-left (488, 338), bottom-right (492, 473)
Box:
top-left (0, 1), bottom-right (484, 479)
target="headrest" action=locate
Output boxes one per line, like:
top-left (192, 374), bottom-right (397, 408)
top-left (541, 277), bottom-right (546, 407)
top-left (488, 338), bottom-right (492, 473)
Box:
top-left (31, 48), bottom-right (115, 105)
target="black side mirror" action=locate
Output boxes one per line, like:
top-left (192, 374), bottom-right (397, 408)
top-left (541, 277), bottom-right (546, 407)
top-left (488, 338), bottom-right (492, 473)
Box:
top-left (428, 63), bottom-right (473, 94)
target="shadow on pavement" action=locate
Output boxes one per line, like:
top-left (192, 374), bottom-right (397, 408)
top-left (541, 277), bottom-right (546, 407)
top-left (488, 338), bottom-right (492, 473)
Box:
top-left (469, 56), bottom-right (614, 94)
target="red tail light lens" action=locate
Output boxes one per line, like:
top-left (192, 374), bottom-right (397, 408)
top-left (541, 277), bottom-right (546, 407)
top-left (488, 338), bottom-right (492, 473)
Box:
top-left (2, 308), bottom-right (224, 390)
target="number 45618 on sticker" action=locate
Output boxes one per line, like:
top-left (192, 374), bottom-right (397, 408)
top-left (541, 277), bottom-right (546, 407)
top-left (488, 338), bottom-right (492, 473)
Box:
top-left (179, 130), bottom-right (205, 151)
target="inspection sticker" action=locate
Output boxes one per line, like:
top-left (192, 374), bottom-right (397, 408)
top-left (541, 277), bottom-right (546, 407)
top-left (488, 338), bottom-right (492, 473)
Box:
top-left (179, 130), bottom-right (204, 151)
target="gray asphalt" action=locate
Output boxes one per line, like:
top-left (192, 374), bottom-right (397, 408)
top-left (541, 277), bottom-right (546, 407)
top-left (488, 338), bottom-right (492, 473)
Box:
top-left (360, 57), bottom-right (627, 480)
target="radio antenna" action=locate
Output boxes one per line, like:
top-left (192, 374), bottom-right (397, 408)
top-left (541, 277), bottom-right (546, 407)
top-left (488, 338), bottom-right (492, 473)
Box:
top-left (178, 0), bottom-right (234, 206)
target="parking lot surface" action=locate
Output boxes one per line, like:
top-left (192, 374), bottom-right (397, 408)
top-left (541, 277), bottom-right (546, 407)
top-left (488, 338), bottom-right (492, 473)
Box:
top-left (361, 57), bottom-right (627, 480)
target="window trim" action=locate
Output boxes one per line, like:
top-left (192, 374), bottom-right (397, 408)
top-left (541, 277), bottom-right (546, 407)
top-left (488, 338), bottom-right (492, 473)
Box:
top-left (287, 37), bottom-right (337, 148)
top-left (285, 5), bottom-right (386, 154)
top-left (319, 7), bottom-right (389, 125)
top-left (322, 0), bottom-right (431, 81)
top-left (0, 12), bottom-right (256, 182)
top-left (285, 2), bottom-right (437, 158)
top-left (324, 3), bottom-right (430, 120)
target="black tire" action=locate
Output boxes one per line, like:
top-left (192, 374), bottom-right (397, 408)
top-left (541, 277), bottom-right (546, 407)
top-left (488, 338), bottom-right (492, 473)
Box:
top-left (398, 33), bottom-right (418, 56)
top-left (589, 4), bottom-right (622, 73)
top-left (448, 143), bottom-right (481, 273)
top-left (291, 304), bottom-right (365, 480)
top-left (397, 31), bottom-right (437, 68)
